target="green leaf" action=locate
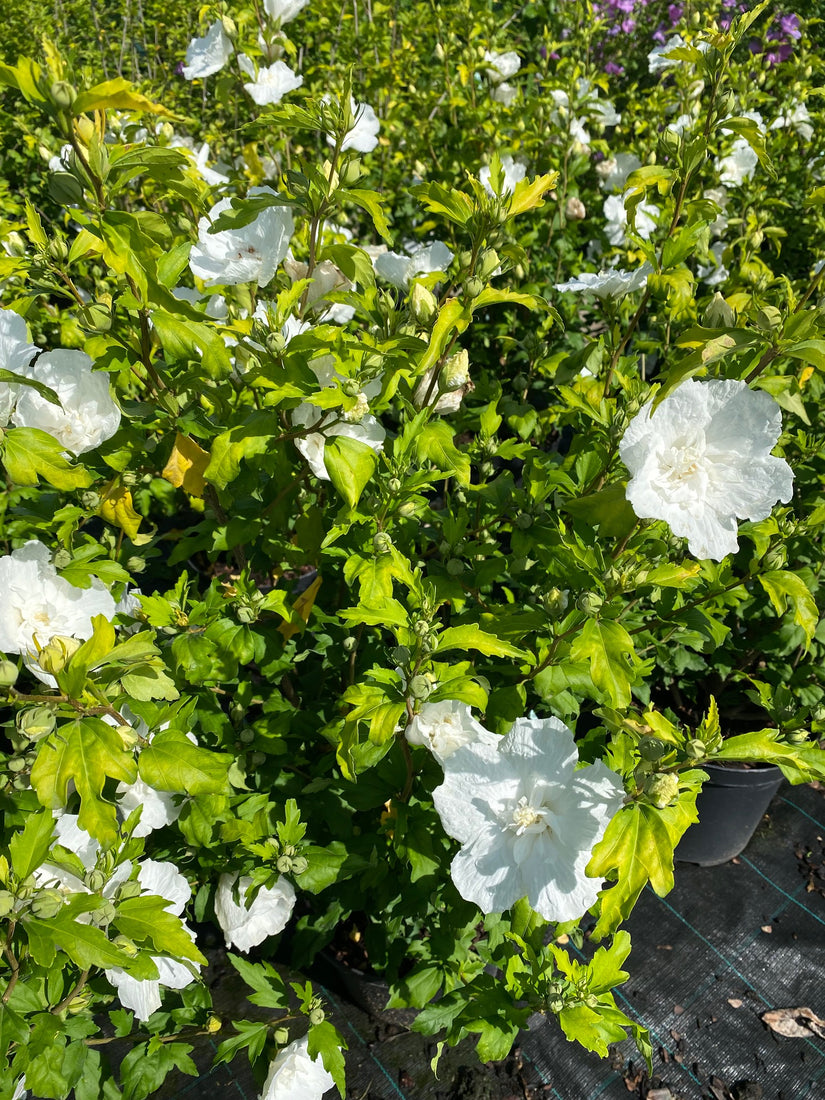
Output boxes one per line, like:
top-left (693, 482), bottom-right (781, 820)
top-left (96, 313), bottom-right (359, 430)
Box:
top-left (758, 570), bottom-right (818, 646)
top-left (8, 809), bottom-right (55, 879)
top-left (419, 299), bottom-right (471, 373)
top-left (434, 623), bottom-right (529, 661)
top-left (214, 1020), bottom-right (270, 1067)
top-left (713, 729), bottom-right (825, 784)
top-left (341, 187), bottom-right (391, 242)
top-left (0, 367), bottom-right (59, 406)
top-left (205, 412), bottom-right (281, 489)
top-left (324, 434), bottom-right (378, 508)
top-left (120, 1041), bottom-right (196, 1100)
top-left (73, 79), bottom-right (173, 117)
top-left (570, 618), bottom-right (638, 708)
top-left (414, 420), bottom-right (470, 486)
top-left (307, 1020), bottom-right (347, 1098)
top-left (151, 309), bottom-right (231, 380)
top-left (25, 910), bottom-right (157, 974)
top-left (114, 896), bottom-right (206, 965)
top-left (411, 181), bottom-right (474, 226)
top-left (226, 954), bottom-right (288, 1009)
top-left (138, 730), bottom-right (230, 795)
top-left (30, 718), bottom-right (137, 848)
top-left (588, 771), bottom-right (705, 938)
top-left (564, 485), bottom-right (637, 538)
top-left (2, 427), bottom-right (93, 490)
top-left (557, 1001), bottom-right (630, 1056)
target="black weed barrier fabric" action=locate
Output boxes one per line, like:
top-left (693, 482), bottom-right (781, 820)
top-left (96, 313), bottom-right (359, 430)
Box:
top-left (157, 784), bottom-right (825, 1100)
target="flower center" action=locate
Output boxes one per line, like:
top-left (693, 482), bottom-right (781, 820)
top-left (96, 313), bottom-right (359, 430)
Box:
top-left (506, 795), bottom-right (551, 837)
top-left (660, 432), bottom-right (707, 486)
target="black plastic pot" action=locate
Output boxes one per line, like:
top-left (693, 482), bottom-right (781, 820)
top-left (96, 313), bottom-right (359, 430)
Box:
top-left (675, 762), bottom-right (785, 867)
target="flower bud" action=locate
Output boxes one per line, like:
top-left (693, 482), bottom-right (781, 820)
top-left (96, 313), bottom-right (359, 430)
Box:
top-left (80, 490), bottom-right (100, 510)
top-left (786, 728), bottom-right (810, 744)
top-left (702, 292), bottom-right (736, 329)
top-left (342, 636), bottom-right (357, 654)
top-left (112, 934), bottom-right (139, 957)
top-left (274, 1028), bottom-right (290, 1045)
top-left (541, 588), bottom-right (569, 617)
top-left (30, 889), bottom-right (65, 919)
top-left (18, 707), bottom-right (56, 741)
top-left (410, 282), bottom-right (437, 325)
top-left (309, 1007), bottom-right (326, 1025)
top-left (373, 532), bottom-right (393, 554)
top-left (118, 880), bottom-right (142, 900)
top-left (762, 546), bottom-right (786, 571)
top-left (446, 557), bottom-right (464, 575)
top-left (463, 277), bottom-right (483, 300)
top-left (341, 378), bottom-right (361, 399)
top-left (276, 855), bottom-right (293, 873)
top-left (0, 891), bottom-right (15, 918)
top-left (685, 738), bottom-right (706, 759)
top-left (291, 856), bottom-right (308, 874)
top-left (477, 249), bottom-right (500, 279)
top-left (565, 196), bottom-right (586, 220)
top-left (408, 674), bottom-right (432, 701)
top-left (638, 736), bottom-right (668, 762)
top-left (576, 591), bottom-right (604, 615)
top-left (48, 237), bottom-right (69, 263)
top-left (0, 660), bottom-right (18, 687)
top-left (387, 477), bottom-right (402, 494)
top-left (86, 868), bottom-right (107, 892)
top-left (4, 232), bottom-right (25, 257)
top-left (434, 41), bottom-right (446, 62)
top-left (412, 619), bottom-right (430, 637)
top-left (340, 158), bottom-right (362, 187)
top-left (91, 899), bottom-right (117, 924)
top-left (442, 348), bottom-right (470, 391)
top-left (236, 605), bottom-right (257, 624)
top-left (116, 723), bottom-right (140, 750)
top-left (37, 636), bottom-right (82, 676)
top-left (643, 772), bottom-right (680, 809)
top-left (220, 15), bottom-right (237, 39)
top-left (49, 80), bottom-right (76, 109)
top-left (548, 997), bottom-right (565, 1014)
top-left (48, 171), bottom-right (84, 206)
top-left (515, 512), bottom-right (533, 530)
top-left (457, 250), bottom-right (474, 271)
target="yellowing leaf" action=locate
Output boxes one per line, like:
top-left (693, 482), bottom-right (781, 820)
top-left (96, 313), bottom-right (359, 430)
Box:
top-left (278, 575), bottom-right (322, 640)
top-left (98, 479), bottom-right (142, 540)
top-left (73, 78), bottom-right (173, 117)
top-left (508, 171), bottom-right (559, 217)
top-left (162, 433), bottom-right (209, 498)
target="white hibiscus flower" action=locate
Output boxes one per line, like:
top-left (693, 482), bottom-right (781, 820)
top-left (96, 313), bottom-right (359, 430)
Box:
top-left (324, 95), bottom-right (380, 153)
top-left (241, 58), bottom-right (304, 106)
top-left (405, 700), bottom-right (497, 764)
top-left (263, 0), bottom-right (310, 25)
top-left (260, 1035), bottom-right (335, 1100)
top-left (603, 194), bottom-right (659, 246)
top-left (596, 153), bottom-right (641, 192)
top-left (715, 139), bottom-right (758, 186)
top-left (374, 240), bottom-right (453, 289)
top-left (483, 49), bottom-right (521, 83)
top-left (620, 379), bottom-right (794, 560)
top-left (214, 872), bottom-right (297, 953)
top-left (479, 154), bottom-right (527, 197)
top-left (0, 307), bottom-right (38, 425)
top-left (433, 715), bottom-right (625, 922)
top-left (182, 21), bottom-right (234, 80)
top-left (0, 541), bottom-right (117, 683)
top-left (12, 349), bottom-right (121, 454)
top-left (555, 262), bottom-right (653, 300)
top-left (189, 187), bottom-right (294, 287)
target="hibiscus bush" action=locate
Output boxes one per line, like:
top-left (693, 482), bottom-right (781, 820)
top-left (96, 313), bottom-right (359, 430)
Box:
top-left (2, 1), bottom-right (825, 1097)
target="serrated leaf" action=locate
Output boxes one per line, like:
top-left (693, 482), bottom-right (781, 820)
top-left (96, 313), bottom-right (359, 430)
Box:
top-left (8, 810), bottom-right (55, 879)
top-left (30, 718), bottom-right (137, 848)
top-left (588, 772), bottom-right (705, 938)
top-left (324, 434), bottom-right (378, 508)
top-left (570, 618), bottom-right (638, 708)
top-left (307, 1020), bottom-right (347, 1098)
top-left (138, 730), bottom-right (230, 795)
top-left (73, 78), bottom-right (173, 117)
top-left (414, 419), bottom-right (470, 486)
top-left (2, 427), bottom-right (93, 490)
top-left (114, 896), bottom-right (206, 964)
top-left (434, 623), bottom-right (528, 660)
top-left (758, 570), bottom-right (818, 645)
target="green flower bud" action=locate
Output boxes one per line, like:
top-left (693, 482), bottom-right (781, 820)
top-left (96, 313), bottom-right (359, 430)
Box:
top-left (118, 880), bottom-right (142, 900)
top-left (702, 292), bottom-right (736, 330)
top-left (79, 490), bottom-right (100, 510)
top-left (341, 378), bottom-right (361, 398)
top-left (446, 557), bottom-right (464, 576)
top-left (266, 332), bottom-right (286, 356)
top-left (408, 674), bottom-right (432, 701)
top-left (412, 619), bottom-right (430, 637)
top-left (309, 1007), bottom-right (326, 1025)
top-left (112, 934), bottom-right (139, 957)
top-left (3, 232), bottom-right (25, 257)
top-left (220, 15), bottom-right (237, 38)
top-left (18, 707), bottom-right (56, 741)
top-left (463, 277), bottom-right (483, 300)
top-left (48, 237), bottom-right (69, 263)
top-left (0, 891), bottom-right (15, 918)
top-left (434, 41), bottom-right (446, 62)
top-left (685, 738), bottom-right (706, 760)
top-left (515, 512), bottom-right (533, 530)
top-left (91, 899), bottom-right (116, 924)
top-left (387, 477), bottom-right (402, 494)
top-left (125, 555), bottom-right (146, 574)
top-left (762, 546), bottom-right (786, 571)
top-left (397, 501), bottom-right (417, 518)
top-left (457, 250), bottom-right (474, 271)
top-left (477, 249), bottom-right (500, 279)
top-left (373, 532), bottom-right (393, 554)
top-left (786, 728), bottom-right (810, 744)
top-left (52, 548), bottom-right (72, 570)
top-left (441, 349), bottom-right (470, 391)
top-left (576, 591), bottom-right (604, 615)
top-left (291, 856), bottom-right (308, 875)
top-left (643, 772), bottom-right (680, 809)
top-left (410, 282), bottom-right (437, 325)
top-left (0, 660), bottom-right (18, 688)
top-left (340, 158), bottom-right (363, 187)
top-left (341, 636), bottom-right (358, 655)
top-left (638, 737), bottom-right (667, 762)
top-left (276, 855), bottom-right (293, 873)
top-left (86, 869), bottom-right (107, 892)
top-left (48, 171), bottom-right (84, 206)
top-left (274, 1027), bottom-right (290, 1045)
top-left (548, 997), bottom-right (565, 1014)
top-left (37, 635), bottom-right (82, 677)
top-left (7, 757), bottom-right (26, 774)
top-left (236, 605), bottom-right (257, 624)
top-left (49, 80), bottom-right (76, 109)
top-left (30, 889), bottom-right (65, 919)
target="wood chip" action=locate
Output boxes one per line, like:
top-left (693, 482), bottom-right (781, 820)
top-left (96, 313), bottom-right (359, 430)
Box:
top-left (761, 1006), bottom-right (825, 1039)
top-left (647, 1090), bottom-right (674, 1100)
top-left (728, 998), bottom-right (743, 1008)
top-left (761, 924), bottom-right (772, 933)
top-left (673, 1004), bottom-right (684, 1015)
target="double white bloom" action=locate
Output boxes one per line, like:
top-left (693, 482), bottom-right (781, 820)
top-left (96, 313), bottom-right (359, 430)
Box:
top-left (214, 872), bottom-right (297, 953)
top-left (0, 541), bottom-right (117, 683)
top-left (405, 700), bottom-right (496, 764)
top-left (190, 188), bottom-right (294, 287)
top-left (182, 21), bottom-right (234, 80)
top-left (433, 716), bottom-right (624, 922)
top-left (603, 194), bottom-right (659, 246)
top-left (239, 55), bottom-right (303, 106)
top-left (323, 95), bottom-right (380, 153)
top-left (620, 379), bottom-right (794, 560)
top-left (555, 262), bottom-right (652, 301)
top-left (374, 240), bottom-right (453, 289)
top-left (0, 307), bottom-right (38, 424)
top-left (260, 1035), bottom-right (335, 1100)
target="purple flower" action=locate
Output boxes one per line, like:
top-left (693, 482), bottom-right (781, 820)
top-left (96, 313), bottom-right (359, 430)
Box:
top-left (604, 61), bottom-right (625, 74)
top-left (668, 3), bottom-right (683, 24)
top-left (774, 13), bottom-right (801, 39)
